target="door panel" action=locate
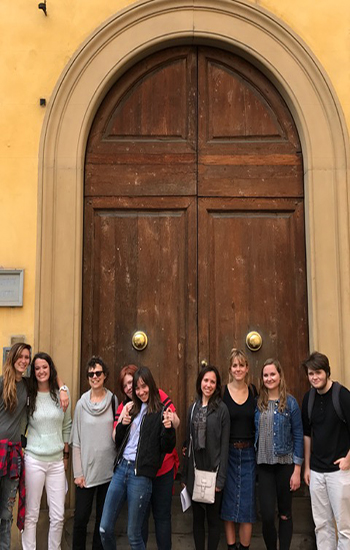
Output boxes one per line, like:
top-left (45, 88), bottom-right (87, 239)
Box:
top-left (82, 196), bottom-right (197, 444)
top-left (197, 48), bottom-right (303, 197)
top-left (198, 197), bottom-right (308, 404)
top-left (85, 47), bottom-right (197, 197)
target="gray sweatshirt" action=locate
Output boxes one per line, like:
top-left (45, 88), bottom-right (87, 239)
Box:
top-left (70, 389), bottom-right (117, 487)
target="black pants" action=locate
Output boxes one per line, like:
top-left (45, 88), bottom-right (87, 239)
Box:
top-left (192, 491), bottom-right (223, 550)
top-left (142, 467), bottom-right (174, 550)
top-left (258, 463), bottom-right (294, 550)
top-left (72, 482), bottom-right (110, 550)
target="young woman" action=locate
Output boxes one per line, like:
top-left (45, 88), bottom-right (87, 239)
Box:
top-left (255, 359), bottom-right (304, 550)
top-left (115, 364), bottom-right (179, 550)
top-left (70, 356), bottom-right (117, 550)
top-left (182, 365), bottom-right (230, 550)
top-left (22, 352), bottom-right (72, 550)
top-left (0, 342), bottom-right (31, 549)
top-left (221, 349), bottom-right (257, 550)
top-left (100, 366), bottom-right (176, 550)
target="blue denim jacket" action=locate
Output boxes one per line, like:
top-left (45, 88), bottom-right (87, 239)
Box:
top-left (254, 394), bottom-right (304, 465)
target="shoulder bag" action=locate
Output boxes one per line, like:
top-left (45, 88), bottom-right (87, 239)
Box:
top-left (189, 403), bottom-right (217, 504)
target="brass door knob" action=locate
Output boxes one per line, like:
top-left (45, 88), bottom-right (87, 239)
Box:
top-left (132, 331), bottom-right (148, 351)
top-left (246, 331), bottom-right (262, 351)
top-left (200, 360), bottom-right (208, 368)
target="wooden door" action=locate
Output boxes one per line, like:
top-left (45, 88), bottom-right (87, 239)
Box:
top-left (196, 49), bottom-right (308, 404)
top-left (83, 47), bottom-right (309, 435)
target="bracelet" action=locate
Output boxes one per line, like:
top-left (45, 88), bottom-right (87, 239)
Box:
top-left (63, 452), bottom-right (70, 458)
top-left (59, 385), bottom-right (69, 393)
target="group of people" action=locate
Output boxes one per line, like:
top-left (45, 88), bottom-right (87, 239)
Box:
top-left (0, 343), bottom-right (349, 550)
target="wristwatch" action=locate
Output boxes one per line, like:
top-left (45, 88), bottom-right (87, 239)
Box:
top-left (59, 385), bottom-right (69, 392)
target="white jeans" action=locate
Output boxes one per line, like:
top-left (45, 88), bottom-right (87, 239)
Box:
top-left (22, 454), bottom-right (66, 550)
top-left (310, 469), bottom-right (350, 550)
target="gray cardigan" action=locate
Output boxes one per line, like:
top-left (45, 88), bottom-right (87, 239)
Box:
top-left (182, 399), bottom-right (230, 494)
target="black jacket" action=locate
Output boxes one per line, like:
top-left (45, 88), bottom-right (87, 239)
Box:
top-left (115, 408), bottom-right (176, 478)
top-left (182, 400), bottom-right (230, 493)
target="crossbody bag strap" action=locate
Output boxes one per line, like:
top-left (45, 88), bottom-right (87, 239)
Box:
top-left (189, 402), bottom-right (197, 467)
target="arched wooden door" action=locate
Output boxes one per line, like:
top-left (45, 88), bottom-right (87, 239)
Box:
top-left (82, 46), bottom-right (309, 440)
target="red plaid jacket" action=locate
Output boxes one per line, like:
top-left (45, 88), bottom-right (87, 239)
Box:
top-left (0, 439), bottom-right (25, 531)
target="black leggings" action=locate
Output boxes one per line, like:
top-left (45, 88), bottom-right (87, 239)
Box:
top-left (192, 491), bottom-right (223, 550)
top-left (257, 463), bottom-right (294, 550)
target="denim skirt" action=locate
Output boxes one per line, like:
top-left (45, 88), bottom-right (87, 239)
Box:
top-left (221, 445), bottom-right (257, 523)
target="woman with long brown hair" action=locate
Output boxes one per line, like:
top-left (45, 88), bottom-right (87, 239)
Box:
top-left (100, 366), bottom-right (176, 550)
top-left (255, 359), bottom-right (303, 550)
top-left (182, 365), bottom-right (230, 550)
top-left (22, 352), bottom-right (72, 550)
top-left (114, 364), bottom-right (179, 550)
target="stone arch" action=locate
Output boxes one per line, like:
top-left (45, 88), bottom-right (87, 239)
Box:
top-left (36, 0), bottom-right (350, 395)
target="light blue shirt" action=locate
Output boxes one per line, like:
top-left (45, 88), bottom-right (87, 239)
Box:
top-left (123, 403), bottom-right (148, 461)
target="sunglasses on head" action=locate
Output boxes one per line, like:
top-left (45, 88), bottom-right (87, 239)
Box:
top-left (87, 370), bottom-right (104, 378)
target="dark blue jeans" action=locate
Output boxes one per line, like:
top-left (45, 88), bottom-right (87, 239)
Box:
top-left (142, 467), bottom-right (174, 550)
top-left (0, 473), bottom-right (19, 550)
top-left (100, 459), bottom-right (152, 550)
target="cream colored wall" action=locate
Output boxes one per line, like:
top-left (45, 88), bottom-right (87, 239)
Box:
top-left (0, 0), bottom-right (349, 378)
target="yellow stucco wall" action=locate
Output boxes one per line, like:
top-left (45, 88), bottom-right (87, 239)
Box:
top-left (0, 0), bottom-right (349, 368)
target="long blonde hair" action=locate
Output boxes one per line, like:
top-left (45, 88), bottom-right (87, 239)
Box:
top-left (257, 358), bottom-right (287, 412)
top-left (229, 348), bottom-right (250, 385)
top-left (2, 343), bottom-right (31, 412)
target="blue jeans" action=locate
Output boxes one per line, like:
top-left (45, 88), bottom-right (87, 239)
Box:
top-left (100, 459), bottom-right (152, 550)
top-left (0, 473), bottom-right (20, 550)
top-left (142, 467), bottom-right (174, 550)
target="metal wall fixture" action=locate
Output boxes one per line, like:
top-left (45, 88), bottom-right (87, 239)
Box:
top-left (132, 331), bottom-right (148, 351)
top-left (38, 1), bottom-right (47, 15)
top-left (246, 331), bottom-right (263, 351)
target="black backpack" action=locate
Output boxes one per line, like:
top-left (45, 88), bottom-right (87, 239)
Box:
top-left (307, 381), bottom-right (345, 424)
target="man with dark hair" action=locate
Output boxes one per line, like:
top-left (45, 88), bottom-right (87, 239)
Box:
top-left (301, 351), bottom-right (350, 549)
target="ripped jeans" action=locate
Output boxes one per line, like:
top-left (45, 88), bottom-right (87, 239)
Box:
top-left (0, 473), bottom-right (19, 550)
top-left (100, 458), bottom-right (152, 550)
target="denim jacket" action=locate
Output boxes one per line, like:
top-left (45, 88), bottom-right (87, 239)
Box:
top-left (254, 394), bottom-right (304, 465)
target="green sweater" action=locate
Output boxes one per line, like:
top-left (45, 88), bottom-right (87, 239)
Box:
top-left (26, 390), bottom-right (72, 462)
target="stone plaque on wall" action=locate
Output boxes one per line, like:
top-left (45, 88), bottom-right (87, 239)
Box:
top-left (0, 270), bottom-right (24, 306)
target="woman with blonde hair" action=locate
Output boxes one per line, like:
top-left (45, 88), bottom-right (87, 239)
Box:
top-left (221, 349), bottom-right (257, 550)
top-left (0, 343), bottom-right (31, 548)
top-left (255, 359), bottom-right (303, 550)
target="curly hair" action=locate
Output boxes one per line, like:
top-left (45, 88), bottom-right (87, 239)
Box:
top-left (28, 352), bottom-right (59, 416)
top-left (257, 358), bottom-right (288, 412)
top-left (86, 356), bottom-right (109, 380)
top-left (2, 343), bottom-right (31, 411)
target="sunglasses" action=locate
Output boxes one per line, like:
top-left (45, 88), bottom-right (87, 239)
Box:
top-left (87, 370), bottom-right (104, 378)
